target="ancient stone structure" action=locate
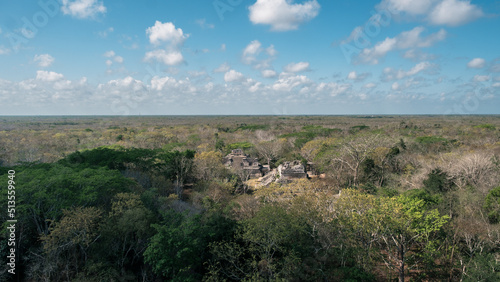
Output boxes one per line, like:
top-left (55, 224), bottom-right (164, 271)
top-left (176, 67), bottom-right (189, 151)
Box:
top-left (223, 149), bottom-right (266, 178)
top-left (277, 160), bottom-right (308, 182)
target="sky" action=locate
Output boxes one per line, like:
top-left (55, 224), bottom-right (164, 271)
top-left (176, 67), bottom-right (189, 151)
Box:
top-left (0, 0), bottom-right (499, 115)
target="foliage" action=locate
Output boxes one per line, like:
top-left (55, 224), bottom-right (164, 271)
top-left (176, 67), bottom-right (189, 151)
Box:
top-left (144, 211), bottom-right (236, 281)
top-left (423, 168), bottom-right (452, 194)
top-left (226, 142), bottom-right (254, 152)
top-left (484, 186), bottom-right (500, 224)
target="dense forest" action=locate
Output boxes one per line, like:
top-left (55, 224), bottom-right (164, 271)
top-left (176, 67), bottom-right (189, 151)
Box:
top-left (1, 115), bottom-right (500, 281)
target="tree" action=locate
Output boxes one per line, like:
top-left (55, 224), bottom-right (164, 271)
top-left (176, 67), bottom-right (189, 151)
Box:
top-left (144, 210), bottom-right (236, 281)
top-left (193, 151), bottom-right (227, 181)
top-left (159, 150), bottom-right (195, 198)
top-left (40, 207), bottom-right (103, 281)
top-left (103, 193), bottom-right (154, 272)
top-left (255, 139), bottom-right (285, 168)
top-left (423, 168), bottom-right (452, 194)
top-left (332, 135), bottom-right (381, 187)
top-left (484, 186), bottom-right (500, 224)
top-left (208, 205), bottom-right (306, 281)
top-left (375, 196), bottom-right (449, 282)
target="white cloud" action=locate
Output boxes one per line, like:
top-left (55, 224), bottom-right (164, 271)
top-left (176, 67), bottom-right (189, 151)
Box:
top-left (195, 19), bottom-right (215, 29)
top-left (347, 71), bottom-right (370, 82)
top-left (316, 82), bottom-right (351, 97)
top-left (243, 40), bottom-right (262, 58)
top-left (97, 27), bottom-right (114, 38)
top-left (381, 0), bottom-right (436, 15)
top-left (145, 21), bottom-right (188, 66)
top-left (283, 62), bottom-right (310, 73)
top-left (224, 70), bottom-right (245, 82)
top-left (144, 50), bottom-right (184, 66)
top-left (467, 58), bottom-right (485, 69)
top-left (221, 44), bottom-right (226, 51)
top-left (403, 49), bottom-right (436, 61)
top-left (473, 75), bottom-right (490, 82)
top-left (492, 83), bottom-right (500, 88)
top-left (36, 70), bottom-right (64, 82)
top-left (392, 82), bottom-right (400, 91)
top-left (103, 51), bottom-right (124, 67)
top-left (146, 21), bottom-right (188, 46)
top-left (214, 62), bottom-right (231, 73)
top-left (61, 0), bottom-right (106, 19)
top-left (34, 54), bottom-right (55, 68)
top-left (104, 50), bottom-right (115, 58)
top-left (249, 0), bottom-right (320, 31)
top-left (272, 73), bottom-right (311, 91)
top-left (383, 62), bottom-right (434, 81)
top-left (262, 69), bottom-right (277, 78)
top-left (429, 0), bottom-right (483, 26)
top-left (357, 27), bottom-right (446, 64)
top-left (266, 45), bottom-right (278, 56)
top-left (242, 40), bottom-right (277, 70)
top-left (114, 56), bottom-right (124, 63)
top-left (363, 82), bottom-right (377, 89)
top-left (151, 76), bottom-right (195, 93)
top-left (0, 46), bottom-right (11, 55)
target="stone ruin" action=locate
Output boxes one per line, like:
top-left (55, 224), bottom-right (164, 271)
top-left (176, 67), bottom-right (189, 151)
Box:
top-left (223, 149), bottom-right (268, 178)
top-left (258, 160), bottom-right (308, 186)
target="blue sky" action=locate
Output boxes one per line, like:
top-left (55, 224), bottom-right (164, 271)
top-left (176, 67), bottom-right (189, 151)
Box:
top-left (0, 0), bottom-right (499, 115)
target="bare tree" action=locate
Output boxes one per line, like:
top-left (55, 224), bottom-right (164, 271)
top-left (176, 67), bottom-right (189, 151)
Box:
top-left (446, 152), bottom-right (496, 191)
top-left (332, 135), bottom-right (381, 187)
top-left (255, 140), bottom-right (284, 168)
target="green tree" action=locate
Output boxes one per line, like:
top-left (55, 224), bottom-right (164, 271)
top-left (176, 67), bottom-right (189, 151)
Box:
top-left (484, 186), bottom-right (500, 224)
top-left (144, 210), bottom-right (236, 281)
top-left (375, 196), bottom-right (449, 282)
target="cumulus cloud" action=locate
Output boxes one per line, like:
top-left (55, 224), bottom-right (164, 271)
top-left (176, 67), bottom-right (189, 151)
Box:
top-left (467, 58), bottom-right (485, 69)
top-left (150, 76), bottom-right (196, 93)
top-left (378, 0), bottom-right (483, 26)
top-left (363, 82), bottom-right (377, 89)
top-left (224, 70), bottom-right (245, 82)
top-left (347, 71), bottom-right (371, 82)
top-left (382, 62), bottom-right (435, 81)
top-left (473, 75), bottom-right (490, 82)
top-left (315, 82), bottom-right (351, 97)
top-left (357, 26), bottom-right (446, 64)
top-left (262, 69), bottom-right (278, 78)
top-left (61, 0), bottom-right (106, 19)
top-left (195, 19), bottom-right (215, 29)
top-left (283, 62), bottom-right (310, 73)
top-left (249, 0), bottom-right (320, 31)
top-left (103, 51), bottom-right (124, 67)
top-left (392, 82), bottom-right (400, 91)
top-left (0, 46), bottom-right (11, 55)
top-left (34, 54), bottom-right (55, 68)
top-left (104, 50), bottom-right (115, 58)
top-left (146, 21), bottom-right (188, 46)
top-left (242, 40), bottom-right (262, 64)
top-left (97, 27), bottom-right (114, 38)
top-left (144, 50), bottom-right (183, 66)
top-left (214, 62), bottom-right (231, 73)
top-left (36, 70), bottom-right (64, 82)
top-left (272, 73), bottom-right (312, 91)
top-left (381, 0), bottom-right (436, 15)
top-left (429, 0), bottom-right (483, 26)
top-left (144, 21), bottom-right (188, 66)
top-left (242, 40), bottom-right (277, 70)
